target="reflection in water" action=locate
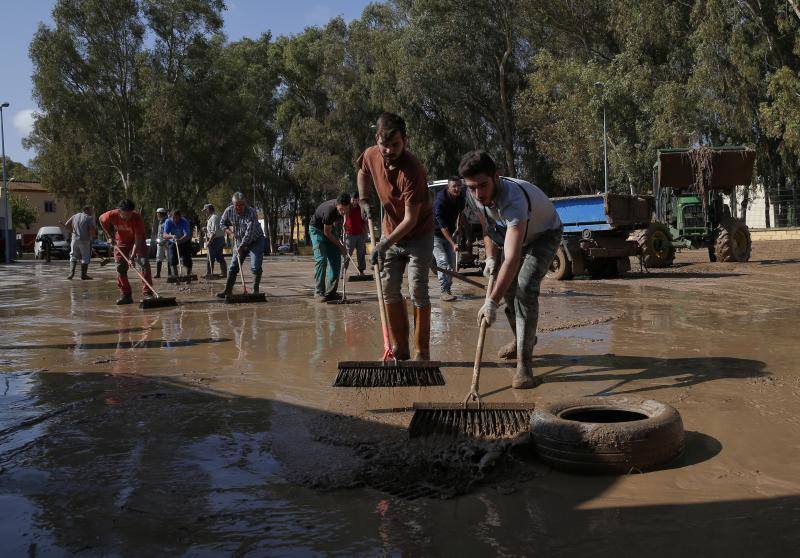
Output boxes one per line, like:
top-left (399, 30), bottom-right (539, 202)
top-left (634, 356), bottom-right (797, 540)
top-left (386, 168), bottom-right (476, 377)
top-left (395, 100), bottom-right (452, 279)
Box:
top-left (0, 338), bottom-right (230, 351)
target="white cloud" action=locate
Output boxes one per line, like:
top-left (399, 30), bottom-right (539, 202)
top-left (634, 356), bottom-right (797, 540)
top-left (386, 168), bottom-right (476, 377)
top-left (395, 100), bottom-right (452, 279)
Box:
top-left (12, 109), bottom-right (37, 138)
top-left (305, 4), bottom-right (334, 26)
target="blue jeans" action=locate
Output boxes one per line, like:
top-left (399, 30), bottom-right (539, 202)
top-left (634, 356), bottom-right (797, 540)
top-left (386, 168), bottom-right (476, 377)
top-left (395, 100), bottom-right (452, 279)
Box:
top-left (310, 225), bottom-right (341, 297)
top-left (229, 236), bottom-right (266, 274)
top-left (432, 235), bottom-right (455, 293)
top-left (206, 236), bottom-right (226, 274)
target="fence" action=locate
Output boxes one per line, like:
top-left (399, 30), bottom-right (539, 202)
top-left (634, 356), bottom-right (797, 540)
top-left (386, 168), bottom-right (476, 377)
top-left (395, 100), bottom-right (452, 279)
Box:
top-left (734, 186), bottom-right (800, 229)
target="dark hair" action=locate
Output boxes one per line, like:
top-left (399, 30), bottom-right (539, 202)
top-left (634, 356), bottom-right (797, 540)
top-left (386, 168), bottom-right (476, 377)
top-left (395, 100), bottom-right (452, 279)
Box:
top-left (118, 199), bottom-right (135, 211)
top-left (458, 150), bottom-right (497, 178)
top-left (448, 176), bottom-right (462, 185)
top-left (376, 112), bottom-right (406, 142)
top-left (337, 192), bottom-right (352, 206)
top-left (351, 192), bottom-right (359, 200)
top-left (82, 205), bottom-right (92, 211)
top-left (171, 209), bottom-right (181, 216)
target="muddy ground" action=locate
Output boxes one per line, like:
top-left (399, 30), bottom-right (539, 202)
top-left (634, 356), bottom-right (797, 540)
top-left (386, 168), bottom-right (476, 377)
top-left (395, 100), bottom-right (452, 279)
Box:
top-left (1, 240), bottom-right (799, 556)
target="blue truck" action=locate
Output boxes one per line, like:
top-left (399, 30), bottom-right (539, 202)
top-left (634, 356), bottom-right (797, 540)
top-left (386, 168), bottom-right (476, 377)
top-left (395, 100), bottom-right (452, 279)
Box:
top-left (548, 193), bottom-right (669, 279)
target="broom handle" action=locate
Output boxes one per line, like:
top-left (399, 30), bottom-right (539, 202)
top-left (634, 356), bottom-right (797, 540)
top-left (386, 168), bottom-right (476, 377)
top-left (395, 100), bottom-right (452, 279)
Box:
top-left (432, 264), bottom-right (485, 289)
top-left (174, 235), bottom-right (184, 276)
top-left (367, 217), bottom-right (393, 360)
top-left (466, 273), bottom-right (496, 404)
top-left (101, 225), bottom-right (162, 298)
top-left (233, 236), bottom-right (249, 294)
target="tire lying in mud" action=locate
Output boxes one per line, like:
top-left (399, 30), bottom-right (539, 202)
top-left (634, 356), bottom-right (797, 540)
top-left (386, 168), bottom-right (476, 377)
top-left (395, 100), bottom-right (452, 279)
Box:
top-left (531, 396), bottom-right (685, 474)
top-left (547, 246), bottom-right (573, 280)
top-left (714, 217), bottom-right (751, 262)
top-left (634, 223), bottom-right (675, 268)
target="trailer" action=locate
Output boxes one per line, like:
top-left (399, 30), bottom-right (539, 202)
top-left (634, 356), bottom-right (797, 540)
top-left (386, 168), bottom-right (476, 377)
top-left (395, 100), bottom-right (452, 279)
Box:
top-left (548, 193), bottom-right (662, 279)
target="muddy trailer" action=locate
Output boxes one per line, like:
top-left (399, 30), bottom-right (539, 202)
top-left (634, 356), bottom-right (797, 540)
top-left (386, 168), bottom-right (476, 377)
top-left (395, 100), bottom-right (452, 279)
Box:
top-left (548, 194), bottom-right (657, 280)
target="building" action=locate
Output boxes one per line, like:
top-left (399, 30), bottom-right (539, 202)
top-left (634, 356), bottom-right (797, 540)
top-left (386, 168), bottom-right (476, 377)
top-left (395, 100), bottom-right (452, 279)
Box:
top-left (9, 181), bottom-right (71, 251)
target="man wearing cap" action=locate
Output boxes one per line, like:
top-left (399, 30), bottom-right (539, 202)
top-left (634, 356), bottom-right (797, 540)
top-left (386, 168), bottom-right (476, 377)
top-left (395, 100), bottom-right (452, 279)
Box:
top-left (344, 192), bottom-right (367, 276)
top-left (203, 203), bottom-right (227, 278)
top-left (99, 200), bottom-right (154, 305)
top-left (154, 208), bottom-right (168, 278)
top-left (64, 205), bottom-right (97, 280)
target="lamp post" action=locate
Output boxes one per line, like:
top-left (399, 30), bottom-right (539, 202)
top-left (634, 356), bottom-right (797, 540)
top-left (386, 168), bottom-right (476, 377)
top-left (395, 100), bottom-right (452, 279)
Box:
top-left (0, 102), bottom-right (12, 263)
top-left (594, 82), bottom-right (608, 195)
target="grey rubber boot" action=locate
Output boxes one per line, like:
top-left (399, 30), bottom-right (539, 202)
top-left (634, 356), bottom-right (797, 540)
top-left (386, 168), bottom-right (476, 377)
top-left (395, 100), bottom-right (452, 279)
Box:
top-left (512, 329), bottom-right (540, 389)
top-left (67, 261), bottom-right (77, 280)
top-left (216, 271), bottom-right (238, 298)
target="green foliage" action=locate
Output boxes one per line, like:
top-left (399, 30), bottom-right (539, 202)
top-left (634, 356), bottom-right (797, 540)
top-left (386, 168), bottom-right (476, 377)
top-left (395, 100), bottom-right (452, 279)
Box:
top-left (10, 193), bottom-right (39, 229)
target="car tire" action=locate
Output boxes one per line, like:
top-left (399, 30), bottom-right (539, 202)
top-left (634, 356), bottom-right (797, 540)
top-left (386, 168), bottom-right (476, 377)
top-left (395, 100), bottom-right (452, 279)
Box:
top-left (531, 396), bottom-right (685, 474)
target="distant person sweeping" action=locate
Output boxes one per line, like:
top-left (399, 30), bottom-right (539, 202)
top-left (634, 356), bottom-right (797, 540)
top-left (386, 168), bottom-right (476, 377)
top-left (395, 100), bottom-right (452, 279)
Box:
top-left (99, 200), bottom-right (155, 305)
top-left (154, 208), bottom-right (168, 278)
top-left (216, 192), bottom-right (266, 298)
top-left (163, 209), bottom-right (193, 279)
top-left (433, 177), bottom-right (466, 301)
top-left (202, 203), bottom-right (227, 278)
top-left (344, 192), bottom-right (368, 276)
top-left (459, 150), bottom-right (563, 388)
top-left (357, 112), bottom-right (435, 361)
top-left (64, 205), bottom-right (97, 280)
top-left (309, 193), bottom-right (350, 302)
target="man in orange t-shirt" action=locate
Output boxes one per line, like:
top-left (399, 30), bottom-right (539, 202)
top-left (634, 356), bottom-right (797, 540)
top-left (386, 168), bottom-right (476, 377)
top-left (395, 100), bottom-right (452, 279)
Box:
top-left (356, 112), bottom-right (434, 361)
top-left (99, 199), bottom-right (154, 305)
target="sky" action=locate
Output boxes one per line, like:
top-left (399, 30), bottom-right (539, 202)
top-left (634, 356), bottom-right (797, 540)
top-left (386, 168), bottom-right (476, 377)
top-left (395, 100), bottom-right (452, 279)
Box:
top-left (0, 0), bottom-right (372, 165)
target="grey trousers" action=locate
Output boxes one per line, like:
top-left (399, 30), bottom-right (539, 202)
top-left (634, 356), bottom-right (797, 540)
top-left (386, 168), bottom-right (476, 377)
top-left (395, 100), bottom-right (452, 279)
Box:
top-left (432, 235), bottom-right (455, 293)
top-left (503, 228), bottom-right (562, 365)
top-left (381, 233), bottom-right (433, 308)
top-left (345, 233), bottom-right (366, 272)
top-left (70, 239), bottom-right (91, 264)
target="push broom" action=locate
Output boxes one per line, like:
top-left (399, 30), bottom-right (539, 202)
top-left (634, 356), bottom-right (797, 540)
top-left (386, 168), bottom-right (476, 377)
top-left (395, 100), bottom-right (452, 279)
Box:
top-left (327, 253), bottom-right (359, 305)
top-left (225, 238), bottom-right (266, 304)
top-left (408, 272), bottom-right (534, 438)
top-left (333, 217), bottom-right (444, 387)
top-left (166, 238), bottom-right (198, 284)
top-left (101, 226), bottom-right (177, 310)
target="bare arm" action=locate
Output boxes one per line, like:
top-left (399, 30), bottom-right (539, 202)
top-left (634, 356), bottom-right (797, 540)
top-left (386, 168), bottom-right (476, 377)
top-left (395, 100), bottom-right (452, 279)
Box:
top-left (324, 223), bottom-right (346, 253)
top-left (64, 216), bottom-right (74, 233)
top-left (357, 169), bottom-right (372, 202)
top-left (381, 202), bottom-right (420, 246)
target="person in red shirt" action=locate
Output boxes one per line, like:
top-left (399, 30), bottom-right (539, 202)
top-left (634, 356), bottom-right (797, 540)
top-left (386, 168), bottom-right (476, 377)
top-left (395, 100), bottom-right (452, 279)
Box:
top-left (344, 192), bottom-right (367, 275)
top-left (356, 112), bottom-right (435, 361)
top-left (99, 199), bottom-right (154, 305)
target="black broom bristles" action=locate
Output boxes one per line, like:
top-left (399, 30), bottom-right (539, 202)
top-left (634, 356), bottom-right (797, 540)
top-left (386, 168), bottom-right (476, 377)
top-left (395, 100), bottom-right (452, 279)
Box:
top-left (346, 274), bottom-right (374, 282)
top-left (140, 297), bottom-right (178, 309)
top-left (334, 361), bottom-right (445, 387)
top-left (225, 292), bottom-right (267, 304)
top-left (166, 274), bottom-right (197, 284)
top-left (408, 402), bottom-right (534, 439)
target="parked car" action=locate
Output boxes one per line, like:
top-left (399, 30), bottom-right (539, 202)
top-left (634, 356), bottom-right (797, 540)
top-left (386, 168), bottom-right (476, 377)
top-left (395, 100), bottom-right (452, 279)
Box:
top-left (277, 244), bottom-right (292, 254)
top-left (34, 226), bottom-right (70, 259)
top-left (91, 238), bottom-right (111, 257)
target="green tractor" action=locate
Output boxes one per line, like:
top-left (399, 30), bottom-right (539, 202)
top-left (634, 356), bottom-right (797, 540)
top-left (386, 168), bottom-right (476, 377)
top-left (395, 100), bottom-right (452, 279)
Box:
top-left (648, 146), bottom-right (755, 265)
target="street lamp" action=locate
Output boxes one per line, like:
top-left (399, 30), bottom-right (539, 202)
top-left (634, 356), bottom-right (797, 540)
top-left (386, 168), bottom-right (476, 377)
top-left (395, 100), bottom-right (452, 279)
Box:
top-left (0, 102), bottom-right (13, 264)
top-left (594, 82), bottom-right (608, 195)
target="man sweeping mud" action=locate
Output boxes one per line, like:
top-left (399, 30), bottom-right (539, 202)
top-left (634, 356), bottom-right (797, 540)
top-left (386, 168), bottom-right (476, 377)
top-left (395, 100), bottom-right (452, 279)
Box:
top-left (64, 205), bottom-right (96, 280)
top-left (99, 200), bottom-right (154, 305)
top-left (310, 193), bottom-right (350, 302)
top-left (356, 112), bottom-right (434, 360)
top-left (459, 151), bottom-right (563, 388)
top-left (216, 192), bottom-right (266, 298)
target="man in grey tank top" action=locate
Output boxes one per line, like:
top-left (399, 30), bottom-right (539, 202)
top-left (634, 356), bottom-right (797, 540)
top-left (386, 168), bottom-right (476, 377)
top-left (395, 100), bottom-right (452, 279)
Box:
top-left (460, 151), bottom-right (563, 389)
top-left (64, 205), bottom-right (97, 280)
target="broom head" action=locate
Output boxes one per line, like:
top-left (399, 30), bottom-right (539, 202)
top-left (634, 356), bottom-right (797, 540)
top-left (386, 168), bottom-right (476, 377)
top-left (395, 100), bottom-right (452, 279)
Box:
top-left (166, 274), bottom-right (197, 284)
top-left (140, 296), bottom-right (178, 309)
top-left (334, 361), bottom-right (445, 387)
top-left (347, 274), bottom-right (374, 282)
top-left (408, 402), bottom-right (534, 439)
top-left (203, 273), bottom-right (223, 280)
top-left (225, 292), bottom-right (267, 304)
top-left (326, 299), bottom-right (361, 305)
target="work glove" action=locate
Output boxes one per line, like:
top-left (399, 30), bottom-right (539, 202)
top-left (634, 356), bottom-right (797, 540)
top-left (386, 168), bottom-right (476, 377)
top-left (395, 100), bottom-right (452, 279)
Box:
top-left (477, 299), bottom-right (498, 327)
top-left (483, 257), bottom-right (496, 278)
top-left (370, 239), bottom-right (389, 268)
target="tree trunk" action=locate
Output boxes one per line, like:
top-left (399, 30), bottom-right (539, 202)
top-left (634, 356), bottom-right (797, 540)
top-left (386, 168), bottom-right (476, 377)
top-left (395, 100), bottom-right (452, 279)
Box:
top-left (764, 184), bottom-right (771, 228)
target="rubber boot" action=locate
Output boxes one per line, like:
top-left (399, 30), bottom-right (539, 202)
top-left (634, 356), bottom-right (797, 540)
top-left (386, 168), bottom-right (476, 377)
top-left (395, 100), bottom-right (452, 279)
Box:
top-left (252, 271), bottom-right (262, 293)
top-left (216, 271), bottom-right (237, 298)
top-left (385, 301), bottom-right (410, 361)
top-left (413, 304), bottom-right (431, 361)
top-left (498, 304), bottom-right (518, 359)
top-left (512, 328), bottom-right (540, 389)
top-left (220, 266), bottom-right (227, 278)
top-left (67, 261), bottom-right (76, 280)
top-left (116, 293), bottom-right (134, 305)
top-left (155, 261), bottom-right (162, 278)
top-left (80, 263), bottom-right (92, 280)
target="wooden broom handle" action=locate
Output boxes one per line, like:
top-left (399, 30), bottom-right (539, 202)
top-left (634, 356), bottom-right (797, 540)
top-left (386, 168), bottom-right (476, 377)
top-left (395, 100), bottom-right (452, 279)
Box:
top-left (466, 273), bottom-right (496, 403)
top-left (367, 217), bottom-right (392, 359)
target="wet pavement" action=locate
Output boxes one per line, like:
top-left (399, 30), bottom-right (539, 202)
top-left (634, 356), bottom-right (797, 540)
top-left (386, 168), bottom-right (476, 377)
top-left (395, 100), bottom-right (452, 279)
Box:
top-left (1, 242), bottom-right (799, 556)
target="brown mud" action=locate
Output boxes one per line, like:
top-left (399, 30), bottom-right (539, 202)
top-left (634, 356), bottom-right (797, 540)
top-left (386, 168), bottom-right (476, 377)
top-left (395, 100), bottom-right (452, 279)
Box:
top-left (1, 240), bottom-right (799, 555)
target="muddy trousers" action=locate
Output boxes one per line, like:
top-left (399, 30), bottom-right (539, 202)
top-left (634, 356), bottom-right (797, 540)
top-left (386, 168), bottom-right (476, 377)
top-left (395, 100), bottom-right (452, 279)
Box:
top-left (206, 236), bottom-right (226, 275)
top-left (503, 228), bottom-right (562, 366)
top-left (432, 235), bottom-right (455, 293)
top-left (116, 253), bottom-right (153, 297)
top-left (310, 225), bottom-right (341, 297)
top-left (70, 239), bottom-right (92, 264)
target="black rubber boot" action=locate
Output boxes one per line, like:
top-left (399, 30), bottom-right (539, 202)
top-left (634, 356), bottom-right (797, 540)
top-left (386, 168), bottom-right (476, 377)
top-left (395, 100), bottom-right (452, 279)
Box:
top-left (252, 271), bottom-right (262, 293)
top-left (67, 261), bottom-right (76, 280)
top-left (216, 271), bottom-right (238, 298)
top-left (155, 261), bottom-right (162, 278)
top-left (220, 266), bottom-right (227, 278)
top-left (116, 294), bottom-right (134, 305)
top-left (80, 263), bottom-right (92, 280)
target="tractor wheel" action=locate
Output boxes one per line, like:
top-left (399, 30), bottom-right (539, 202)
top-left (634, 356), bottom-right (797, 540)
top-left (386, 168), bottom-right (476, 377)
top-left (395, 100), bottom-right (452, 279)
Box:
top-left (635, 223), bottom-right (675, 268)
top-left (714, 217), bottom-right (751, 262)
top-left (547, 246), bottom-right (573, 280)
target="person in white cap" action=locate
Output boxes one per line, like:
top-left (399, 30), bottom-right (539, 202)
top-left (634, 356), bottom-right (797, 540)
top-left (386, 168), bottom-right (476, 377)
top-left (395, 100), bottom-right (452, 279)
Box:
top-left (203, 203), bottom-right (227, 277)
